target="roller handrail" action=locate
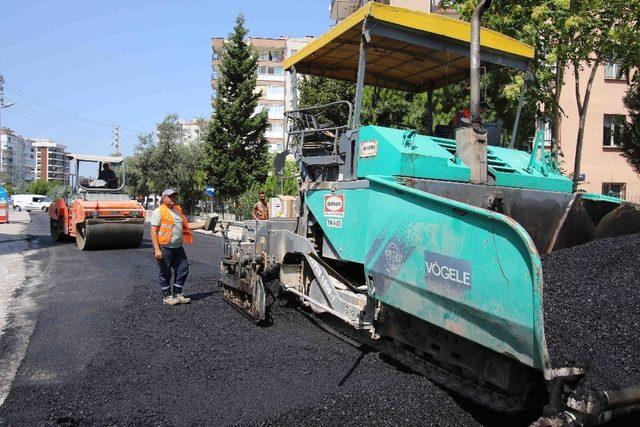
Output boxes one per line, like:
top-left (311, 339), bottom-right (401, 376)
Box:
top-left (284, 101), bottom-right (353, 156)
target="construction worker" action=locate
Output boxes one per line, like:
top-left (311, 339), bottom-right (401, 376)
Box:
top-left (150, 188), bottom-right (204, 306)
top-left (451, 101), bottom-right (490, 132)
top-left (252, 191), bottom-right (269, 221)
top-left (98, 163), bottom-right (118, 188)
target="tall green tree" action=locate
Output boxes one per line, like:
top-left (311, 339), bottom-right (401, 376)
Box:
top-left (205, 15), bottom-right (269, 203)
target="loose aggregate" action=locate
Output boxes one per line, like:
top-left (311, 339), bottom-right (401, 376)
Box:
top-left (542, 232), bottom-right (640, 392)
top-left (0, 221), bottom-right (481, 426)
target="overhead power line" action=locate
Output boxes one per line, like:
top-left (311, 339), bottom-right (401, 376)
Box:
top-left (4, 82), bottom-right (147, 136)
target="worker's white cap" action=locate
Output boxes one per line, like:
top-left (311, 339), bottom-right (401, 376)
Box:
top-left (162, 188), bottom-right (177, 197)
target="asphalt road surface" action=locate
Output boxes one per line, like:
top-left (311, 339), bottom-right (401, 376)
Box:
top-left (0, 212), bottom-right (500, 425)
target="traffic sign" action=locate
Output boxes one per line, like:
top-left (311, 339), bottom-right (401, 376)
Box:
top-left (205, 186), bottom-right (216, 197)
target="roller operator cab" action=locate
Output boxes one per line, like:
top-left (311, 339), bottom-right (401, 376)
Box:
top-left (49, 154), bottom-right (145, 250)
top-left (218, 2), bottom-right (640, 425)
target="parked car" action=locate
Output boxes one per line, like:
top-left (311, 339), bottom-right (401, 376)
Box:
top-left (12, 194), bottom-right (52, 212)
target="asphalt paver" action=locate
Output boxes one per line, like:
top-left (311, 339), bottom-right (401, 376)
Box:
top-left (542, 232), bottom-right (640, 392)
top-left (0, 215), bottom-right (480, 426)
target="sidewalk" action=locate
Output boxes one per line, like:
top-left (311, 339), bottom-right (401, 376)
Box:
top-left (0, 211), bottom-right (31, 243)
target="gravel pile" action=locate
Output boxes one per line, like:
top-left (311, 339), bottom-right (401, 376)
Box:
top-left (542, 233), bottom-right (640, 392)
top-left (0, 235), bottom-right (480, 426)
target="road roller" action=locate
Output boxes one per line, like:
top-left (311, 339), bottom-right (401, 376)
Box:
top-left (49, 153), bottom-right (145, 250)
top-left (217, 2), bottom-right (640, 425)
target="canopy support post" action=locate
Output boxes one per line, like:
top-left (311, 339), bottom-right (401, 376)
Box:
top-left (509, 72), bottom-right (529, 148)
top-left (427, 89), bottom-right (434, 135)
top-left (290, 66), bottom-right (298, 110)
top-left (353, 19), bottom-right (369, 129)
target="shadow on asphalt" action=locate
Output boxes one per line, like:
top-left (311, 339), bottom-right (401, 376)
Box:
top-left (0, 234), bottom-right (59, 256)
top-left (187, 291), bottom-right (217, 301)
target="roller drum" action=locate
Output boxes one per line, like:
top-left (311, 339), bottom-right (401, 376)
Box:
top-left (76, 221), bottom-right (144, 251)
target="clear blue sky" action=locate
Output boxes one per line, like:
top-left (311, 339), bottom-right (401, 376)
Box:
top-left (0, 0), bottom-right (331, 155)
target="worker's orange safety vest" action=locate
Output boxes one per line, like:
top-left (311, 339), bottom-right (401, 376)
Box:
top-left (158, 204), bottom-right (193, 245)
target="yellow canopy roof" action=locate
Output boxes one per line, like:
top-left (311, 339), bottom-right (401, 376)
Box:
top-left (284, 3), bottom-right (534, 92)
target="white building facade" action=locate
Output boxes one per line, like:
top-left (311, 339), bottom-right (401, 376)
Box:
top-left (0, 129), bottom-right (36, 187)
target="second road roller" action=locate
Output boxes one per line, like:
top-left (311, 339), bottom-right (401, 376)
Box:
top-left (49, 153), bottom-right (145, 250)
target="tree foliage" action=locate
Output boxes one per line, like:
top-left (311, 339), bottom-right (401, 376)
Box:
top-left (24, 179), bottom-right (65, 197)
top-left (621, 76), bottom-right (640, 174)
top-left (204, 15), bottom-right (270, 202)
top-left (27, 179), bottom-right (50, 196)
top-left (229, 157), bottom-right (300, 220)
top-left (126, 114), bottom-right (207, 214)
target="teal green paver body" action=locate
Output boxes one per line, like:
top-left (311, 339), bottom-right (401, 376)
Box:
top-left (305, 125), bottom-right (618, 375)
top-left (357, 125), bottom-right (573, 193)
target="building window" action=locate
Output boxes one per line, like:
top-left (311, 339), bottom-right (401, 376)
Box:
top-left (604, 61), bottom-right (625, 80)
top-left (266, 85), bottom-right (285, 99)
top-left (257, 66), bottom-right (284, 76)
top-left (268, 124), bottom-right (284, 133)
top-left (603, 114), bottom-right (625, 147)
top-left (602, 182), bottom-right (626, 199)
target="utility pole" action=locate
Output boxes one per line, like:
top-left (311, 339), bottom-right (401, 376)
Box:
top-left (0, 74), bottom-right (16, 179)
top-left (112, 124), bottom-right (120, 156)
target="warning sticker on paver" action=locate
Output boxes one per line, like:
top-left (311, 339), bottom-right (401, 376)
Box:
top-left (324, 194), bottom-right (344, 217)
top-left (326, 218), bottom-right (342, 228)
top-left (359, 140), bottom-right (378, 158)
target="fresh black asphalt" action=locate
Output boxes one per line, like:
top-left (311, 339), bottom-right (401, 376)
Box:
top-left (542, 233), bottom-right (640, 394)
top-left (0, 213), bottom-right (481, 426)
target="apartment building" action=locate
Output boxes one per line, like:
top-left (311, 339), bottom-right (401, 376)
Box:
top-left (32, 139), bottom-right (70, 184)
top-left (211, 36), bottom-right (313, 153)
top-left (330, 0), bottom-right (436, 21)
top-left (558, 62), bottom-right (640, 202)
top-left (0, 128), bottom-right (36, 186)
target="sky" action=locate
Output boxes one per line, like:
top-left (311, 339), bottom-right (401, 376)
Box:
top-left (0, 0), bottom-right (332, 156)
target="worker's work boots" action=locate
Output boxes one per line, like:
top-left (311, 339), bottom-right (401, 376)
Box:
top-left (175, 294), bottom-right (191, 304)
top-left (163, 295), bottom-right (179, 306)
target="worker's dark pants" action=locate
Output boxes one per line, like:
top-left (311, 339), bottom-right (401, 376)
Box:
top-left (157, 246), bottom-right (189, 296)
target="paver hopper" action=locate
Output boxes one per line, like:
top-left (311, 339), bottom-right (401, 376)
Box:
top-left (49, 154), bottom-right (145, 250)
top-left (218, 2), bottom-right (640, 424)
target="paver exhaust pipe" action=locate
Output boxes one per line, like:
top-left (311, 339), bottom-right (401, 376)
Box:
top-left (470, 0), bottom-right (491, 124)
top-left (456, 0), bottom-right (492, 184)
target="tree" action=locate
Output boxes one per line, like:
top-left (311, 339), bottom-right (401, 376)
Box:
top-left (299, 76), bottom-right (356, 126)
top-left (567, 0), bottom-right (640, 190)
top-left (27, 179), bottom-right (49, 195)
top-left (621, 76), bottom-right (640, 174)
top-left (204, 15), bottom-right (270, 203)
top-left (443, 0), bottom-right (575, 156)
top-left (125, 115), bottom-right (208, 214)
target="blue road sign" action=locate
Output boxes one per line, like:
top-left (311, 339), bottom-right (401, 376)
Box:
top-left (205, 186), bottom-right (216, 197)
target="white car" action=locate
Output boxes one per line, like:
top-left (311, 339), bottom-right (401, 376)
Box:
top-left (12, 194), bottom-right (52, 212)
